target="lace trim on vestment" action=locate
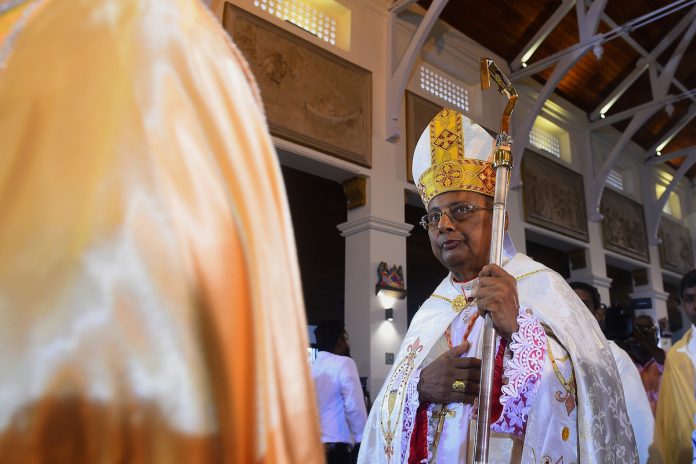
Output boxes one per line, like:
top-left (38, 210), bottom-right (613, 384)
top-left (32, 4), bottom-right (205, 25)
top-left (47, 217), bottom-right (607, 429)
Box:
top-left (491, 308), bottom-right (546, 438)
top-left (400, 370), bottom-right (421, 463)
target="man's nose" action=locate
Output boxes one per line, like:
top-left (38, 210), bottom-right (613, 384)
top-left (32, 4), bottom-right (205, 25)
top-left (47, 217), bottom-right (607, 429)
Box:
top-left (436, 212), bottom-right (455, 231)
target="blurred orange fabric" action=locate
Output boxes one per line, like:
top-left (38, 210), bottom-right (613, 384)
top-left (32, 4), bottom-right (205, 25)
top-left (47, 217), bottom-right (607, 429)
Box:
top-left (0, 0), bottom-right (322, 462)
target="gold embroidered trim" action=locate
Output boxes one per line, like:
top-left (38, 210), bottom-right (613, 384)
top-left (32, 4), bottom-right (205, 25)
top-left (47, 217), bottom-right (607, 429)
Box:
top-left (429, 108), bottom-right (464, 163)
top-left (514, 268), bottom-right (553, 281)
top-left (380, 338), bottom-right (423, 463)
top-left (431, 268), bottom-right (552, 313)
top-left (417, 159), bottom-right (496, 207)
top-left (547, 338), bottom-right (575, 396)
top-left (431, 405), bottom-right (456, 462)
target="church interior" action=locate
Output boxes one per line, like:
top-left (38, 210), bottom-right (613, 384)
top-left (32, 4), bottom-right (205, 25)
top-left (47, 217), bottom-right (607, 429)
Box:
top-left (222, 0), bottom-right (696, 394)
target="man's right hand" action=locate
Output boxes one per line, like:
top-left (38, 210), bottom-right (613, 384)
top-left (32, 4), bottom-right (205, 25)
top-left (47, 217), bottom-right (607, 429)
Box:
top-left (416, 341), bottom-right (481, 404)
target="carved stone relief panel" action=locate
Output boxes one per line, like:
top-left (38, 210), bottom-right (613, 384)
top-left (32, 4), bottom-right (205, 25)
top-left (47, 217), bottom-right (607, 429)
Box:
top-left (223, 4), bottom-right (372, 167)
top-left (522, 150), bottom-right (589, 242)
top-left (600, 188), bottom-right (650, 263)
top-left (658, 217), bottom-right (694, 274)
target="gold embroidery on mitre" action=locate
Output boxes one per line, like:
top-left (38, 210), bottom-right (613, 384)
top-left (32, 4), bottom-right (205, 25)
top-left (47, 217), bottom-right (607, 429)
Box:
top-left (430, 108), bottom-right (464, 163)
top-left (477, 164), bottom-right (497, 190)
top-left (418, 159), bottom-right (496, 206)
top-left (418, 109), bottom-right (496, 206)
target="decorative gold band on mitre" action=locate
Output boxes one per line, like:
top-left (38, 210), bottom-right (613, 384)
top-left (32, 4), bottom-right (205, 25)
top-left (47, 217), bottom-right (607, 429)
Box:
top-left (416, 108), bottom-right (496, 207)
top-left (417, 159), bottom-right (496, 207)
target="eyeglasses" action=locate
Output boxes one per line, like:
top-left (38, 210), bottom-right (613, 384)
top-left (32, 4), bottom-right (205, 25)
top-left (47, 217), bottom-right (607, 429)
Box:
top-left (420, 203), bottom-right (493, 230)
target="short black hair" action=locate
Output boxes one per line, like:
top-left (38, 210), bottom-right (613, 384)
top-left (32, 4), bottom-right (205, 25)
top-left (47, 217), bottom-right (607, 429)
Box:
top-left (314, 320), bottom-right (345, 352)
top-left (680, 269), bottom-right (696, 300)
top-left (569, 281), bottom-right (601, 310)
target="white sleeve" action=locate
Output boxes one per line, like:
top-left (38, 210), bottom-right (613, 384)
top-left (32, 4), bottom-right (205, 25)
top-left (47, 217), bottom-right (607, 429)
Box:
top-left (339, 358), bottom-right (368, 443)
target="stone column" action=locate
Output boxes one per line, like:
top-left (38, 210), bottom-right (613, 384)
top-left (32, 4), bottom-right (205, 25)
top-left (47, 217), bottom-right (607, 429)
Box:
top-left (338, 215), bottom-right (412, 395)
top-left (630, 245), bottom-right (669, 325)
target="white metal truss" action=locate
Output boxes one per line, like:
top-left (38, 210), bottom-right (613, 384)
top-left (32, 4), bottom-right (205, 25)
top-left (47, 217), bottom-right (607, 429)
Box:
top-left (647, 103), bottom-right (696, 155)
top-left (645, 153), bottom-right (696, 244)
top-left (383, 0), bottom-right (696, 237)
top-left (390, 0), bottom-right (418, 15)
top-left (646, 144), bottom-right (696, 165)
top-left (510, 0), bottom-right (576, 71)
top-left (385, 0), bottom-right (449, 142)
top-left (508, 0), bottom-right (608, 189)
top-left (590, 7), bottom-right (696, 120)
top-left (589, 91), bottom-right (696, 129)
top-left (591, 61), bottom-right (650, 121)
top-left (504, 0), bottom-right (696, 225)
top-left (588, 12), bottom-right (696, 220)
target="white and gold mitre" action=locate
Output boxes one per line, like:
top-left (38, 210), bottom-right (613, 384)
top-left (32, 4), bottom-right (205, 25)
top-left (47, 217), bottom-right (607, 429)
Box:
top-left (412, 108), bottom-right (497, 207)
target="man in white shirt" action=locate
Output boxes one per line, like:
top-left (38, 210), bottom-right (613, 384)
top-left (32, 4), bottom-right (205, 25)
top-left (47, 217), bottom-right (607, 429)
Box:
top-left (312, 320), bottom-right (368, 464)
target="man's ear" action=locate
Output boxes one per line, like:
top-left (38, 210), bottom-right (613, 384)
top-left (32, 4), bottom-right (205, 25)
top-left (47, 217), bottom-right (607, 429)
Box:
top-left (504, 211), bottom-right (510, 231)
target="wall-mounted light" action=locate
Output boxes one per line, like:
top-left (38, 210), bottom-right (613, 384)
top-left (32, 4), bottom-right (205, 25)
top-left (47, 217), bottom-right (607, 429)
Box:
top-left (385, 308), bottom-right (394, 322)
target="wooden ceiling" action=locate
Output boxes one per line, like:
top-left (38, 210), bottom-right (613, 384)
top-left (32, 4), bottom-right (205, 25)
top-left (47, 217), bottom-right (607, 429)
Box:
top-left (417, 0), bottom-right (696, 179)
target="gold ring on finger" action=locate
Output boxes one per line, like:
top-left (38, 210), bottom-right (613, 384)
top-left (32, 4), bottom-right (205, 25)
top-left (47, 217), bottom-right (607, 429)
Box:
top-left (452, 380), bottom-right (467, 393)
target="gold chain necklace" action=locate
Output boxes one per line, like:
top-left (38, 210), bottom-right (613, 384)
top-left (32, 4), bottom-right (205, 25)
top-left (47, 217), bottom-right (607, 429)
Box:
top-left (431, 293), bottom-right (475, 313)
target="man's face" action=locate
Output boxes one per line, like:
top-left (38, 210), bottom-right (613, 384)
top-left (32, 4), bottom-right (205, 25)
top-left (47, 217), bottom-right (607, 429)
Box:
top-left (683, 286), bottom-right (696, 326)
top-left (573, 288), bottom-right (595, 312)
top-left (573, 288), bottom-right (605, 329)
top-left (633, 315), bottom-right (658, 345)
top-left (336, 331), bottom-right (351, 357)
top-left (426, 191), bottom-right (494, 281)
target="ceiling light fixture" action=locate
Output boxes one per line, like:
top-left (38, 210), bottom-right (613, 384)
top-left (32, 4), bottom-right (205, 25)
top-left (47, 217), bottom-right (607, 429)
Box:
top-left (665, 102), bottom-right (674, 116)
top-left (593, 43), bottom-right (604, 60)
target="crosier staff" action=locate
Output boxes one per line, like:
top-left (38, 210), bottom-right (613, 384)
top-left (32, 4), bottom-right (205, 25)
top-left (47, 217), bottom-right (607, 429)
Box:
top-left (474, 58), bottom-right (518, 464)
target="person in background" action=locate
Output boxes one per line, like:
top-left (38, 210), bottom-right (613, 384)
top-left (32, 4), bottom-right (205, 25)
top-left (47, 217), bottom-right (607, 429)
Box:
top-left (652, 269), bottom-right (696, 463)
top-left (569, 281), bottom-right (606, 331)
top-left (625, 314), bottom-right (665, 416)
top-left (312, 321), bottom-right (367, 464)
top-left (569, 282), bottom-right (653, 463)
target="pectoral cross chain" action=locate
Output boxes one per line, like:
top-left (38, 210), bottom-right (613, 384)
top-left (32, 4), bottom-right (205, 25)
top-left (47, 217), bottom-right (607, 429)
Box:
top-left (431, 405), bottom-right (455, 462)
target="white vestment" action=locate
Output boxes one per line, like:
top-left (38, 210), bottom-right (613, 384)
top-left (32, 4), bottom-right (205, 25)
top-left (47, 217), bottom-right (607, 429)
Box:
top-left (359, 253), bottom-right (637, 464)
top-left (608, 341), bottom-right (654, 463)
